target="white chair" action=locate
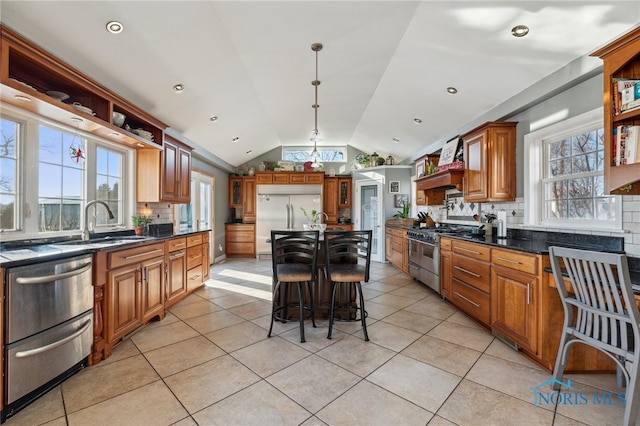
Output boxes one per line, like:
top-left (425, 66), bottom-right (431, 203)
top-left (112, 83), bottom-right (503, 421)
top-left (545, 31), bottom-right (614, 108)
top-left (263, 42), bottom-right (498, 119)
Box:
top-left (549, 246), bottom-right (640, 426)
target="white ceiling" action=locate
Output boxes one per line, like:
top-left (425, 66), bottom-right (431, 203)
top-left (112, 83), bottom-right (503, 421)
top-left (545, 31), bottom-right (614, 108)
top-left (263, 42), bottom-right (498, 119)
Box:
top-left (2, 1), bottom-right (639, 168)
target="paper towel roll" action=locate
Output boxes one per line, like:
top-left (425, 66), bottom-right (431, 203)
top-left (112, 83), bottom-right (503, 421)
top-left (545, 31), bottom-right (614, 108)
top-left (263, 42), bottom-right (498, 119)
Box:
top-left (497, 210), bottom-right (507, 238)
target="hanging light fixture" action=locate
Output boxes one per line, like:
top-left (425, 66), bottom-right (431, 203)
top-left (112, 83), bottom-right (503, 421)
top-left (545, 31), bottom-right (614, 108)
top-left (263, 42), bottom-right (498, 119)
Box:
top-left (310, 42), bottom-right (323, 168)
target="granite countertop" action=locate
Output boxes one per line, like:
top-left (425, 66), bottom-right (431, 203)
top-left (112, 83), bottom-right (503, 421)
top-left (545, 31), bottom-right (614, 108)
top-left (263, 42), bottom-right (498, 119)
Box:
top-left (0, 227), bottom-right (210, 268)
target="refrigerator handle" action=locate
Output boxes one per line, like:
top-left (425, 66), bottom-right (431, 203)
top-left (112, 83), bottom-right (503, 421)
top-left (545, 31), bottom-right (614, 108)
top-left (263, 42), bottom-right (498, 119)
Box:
top-left (286, 204), bottom-right (291, 229)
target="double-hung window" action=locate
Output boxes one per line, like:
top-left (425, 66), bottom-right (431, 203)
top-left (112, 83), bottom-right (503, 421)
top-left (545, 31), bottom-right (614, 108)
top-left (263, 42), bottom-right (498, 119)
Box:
top-left (524, 108), bottom-right (621, 230)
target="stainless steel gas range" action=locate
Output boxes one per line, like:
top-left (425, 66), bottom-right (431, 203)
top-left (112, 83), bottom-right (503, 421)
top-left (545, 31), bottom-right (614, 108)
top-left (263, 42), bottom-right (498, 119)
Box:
top-left (407, 225), bottom-right (476, 294)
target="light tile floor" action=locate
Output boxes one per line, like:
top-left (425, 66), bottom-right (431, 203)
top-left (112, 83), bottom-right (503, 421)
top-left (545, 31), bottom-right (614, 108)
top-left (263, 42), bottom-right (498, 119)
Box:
top-left (6, 259), bottom-right (629, 425)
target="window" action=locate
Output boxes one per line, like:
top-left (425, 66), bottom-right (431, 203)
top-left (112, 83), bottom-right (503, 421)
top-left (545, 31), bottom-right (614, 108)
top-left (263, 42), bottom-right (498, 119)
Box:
top-left (282, 146), bottom-right (346, 162)
top-left (524, 108), bottom-right (621, 230)
top-left (0, 117), bottom-right (19, 231)
top-left (38, 125), bottom-right (85, 232)
top-left (96, 146), bottom-right (124, 225)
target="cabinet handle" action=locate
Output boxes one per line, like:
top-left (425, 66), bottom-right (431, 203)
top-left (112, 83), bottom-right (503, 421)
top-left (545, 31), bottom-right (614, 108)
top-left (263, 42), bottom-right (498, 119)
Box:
top-left (16, 262), bottom-right (92, 285)
top-left (454, 265), bottom-right (481, 278)
top-left (190, 254), bottom-right (201, 259)
top-left (457, 247), bottom-right (482, 255)
top-left (190, 274), bottom-right (201, 280)
top-left (124, 248), bottom-right (163, 260)
top-left (173, 242), bottom-right (186, 247)
top-left (454, 291), bottom-right (481, 308)
top-left (527, 283), bottom-right (531, 305)
top-left (496, 256), bottom-right (520, 264)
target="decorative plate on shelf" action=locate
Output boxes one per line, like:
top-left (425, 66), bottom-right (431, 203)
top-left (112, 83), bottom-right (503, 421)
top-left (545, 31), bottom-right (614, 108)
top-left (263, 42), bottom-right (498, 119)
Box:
top-left (303, 161), bottom-right (313, 171)
top-left (46, 91), bottom-right (70, 101)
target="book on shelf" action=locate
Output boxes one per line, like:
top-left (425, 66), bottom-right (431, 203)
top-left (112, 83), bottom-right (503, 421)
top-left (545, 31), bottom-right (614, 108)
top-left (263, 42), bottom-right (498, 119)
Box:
top-left (612, 79), bottom-right (640, 115)
top-left (614, 124), bottom-right (640, 165)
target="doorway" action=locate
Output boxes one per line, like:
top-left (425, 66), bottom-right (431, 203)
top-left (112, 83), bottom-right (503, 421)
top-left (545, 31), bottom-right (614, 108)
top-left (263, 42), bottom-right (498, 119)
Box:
top-left (355, 180), bottom-right (383, 262)
top-left (175, 171), bottom-right (215, 266)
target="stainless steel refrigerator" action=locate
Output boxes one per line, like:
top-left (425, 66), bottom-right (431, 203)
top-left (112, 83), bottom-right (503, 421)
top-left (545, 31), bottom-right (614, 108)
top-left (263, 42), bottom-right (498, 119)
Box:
top-left (256, 184), bottom-right (323, 257)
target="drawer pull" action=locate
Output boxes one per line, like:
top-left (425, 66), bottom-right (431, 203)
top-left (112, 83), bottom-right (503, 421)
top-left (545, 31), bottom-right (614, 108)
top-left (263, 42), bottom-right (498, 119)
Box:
top-left (457, 247), bottom-right (482, 255)
top-left (124, 248), bottom-right (163, 260)
top-left (496, 256), bottom-right (520, 264)
top-left (16, 262), bottom-right (91, 285)
top-left (454, 291), bottom-right (481, 308)
top-left (172, 242), bottom-right (186, 247)
top-left (189, 274), bottom-right (201, 280)
top-left (527, 283), bottom-right (531, 305)
top-left (454, 265), bottom-right (481, 278)
top-left (190, 254), bottom-right (202, 259)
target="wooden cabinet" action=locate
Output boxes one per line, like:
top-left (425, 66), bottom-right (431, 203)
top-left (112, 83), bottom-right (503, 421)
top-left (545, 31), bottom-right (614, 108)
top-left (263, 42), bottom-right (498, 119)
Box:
top-left (0, 25), bottom-right (166, 150)
top-left (591, 26), bottom-right (640, 194)
top-left (338, 177), bottom-right (352, 208)
top-left (202, 231), bottom-right (210, 281)
top-left (326, 224), bottom-right (353, 231)
top-left (439, 238), bottom-right (452, 299)
top-left (226, 223), bottom-right (256, 257)
top-left (323, 177), bottom-right (339, 223)
top-left (462, 122), bottom-right (517, 202)
top-left (385, 226), bottom-right (409, 274)
top-left (165, 237), bottom-right (187, 308)
top-left (137, 136), bottom-right (192, 204)
top-left (450, 240), bottom-right (491, 326)
top-left (255, 171), bottom-right (323, 184)
top-left (229, 177), bottom-right (243, 208)
top-left (415, 171), bottom-right (462, 205)
top-left (104, 242), bottom-right (166, 345)
top-left (491, 248), bottom-right (539, 353)
top-left (242, 177), bottom-right (256, 223)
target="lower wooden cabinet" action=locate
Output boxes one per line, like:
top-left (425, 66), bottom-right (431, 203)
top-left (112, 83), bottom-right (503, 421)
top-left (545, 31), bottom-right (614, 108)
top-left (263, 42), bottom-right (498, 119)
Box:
top-left (439, 238), bottom-right (452, 299)
top-left (226, 223), bottom-right (256, 257)
top-left (165, 238), bottom-right (187, 308)
top-left (385, 226), bottom-right (409, 274)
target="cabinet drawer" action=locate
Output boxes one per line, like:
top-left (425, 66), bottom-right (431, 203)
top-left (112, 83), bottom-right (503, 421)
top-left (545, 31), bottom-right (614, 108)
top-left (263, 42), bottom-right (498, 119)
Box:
top-left (452, 254), bottom-right (490, 293)
top-left (227, 242), bottom-right (255, 255)
top-left (256, 173), bottom-right (273, 184)
top-left (451, 278), bottom-right (490, 325)
top-left (306, 173), bottom-right (324, 184)
top-left (492, 248), bottom-right (538, 275)
top-left (386, 227), bottom-right (405, 237)
top-left (167, 237), bottom-right (187, 252)
top-left (109, 242), bottom-right (164, 269)
top-left (187, 246), bottom-right (203, 270)
top-left (452, 240), bottom-right (490, 261)
top-left (187, 234), bottom-right (203, 247)
top-left (187, 266), bottom-right (203, 291)
top-left (227, 230), bottom-right (254, 242)
top-left (202, 232), bottom-right (210, 243)
top-left (440, 237), bottom-right (452, 251)
top-left (290, 174), bottom-right (307, 184)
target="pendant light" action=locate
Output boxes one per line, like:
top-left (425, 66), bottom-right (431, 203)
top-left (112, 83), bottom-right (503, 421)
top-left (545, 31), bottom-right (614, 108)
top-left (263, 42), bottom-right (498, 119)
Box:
top-left (310, 42), bottom-right (323, 168)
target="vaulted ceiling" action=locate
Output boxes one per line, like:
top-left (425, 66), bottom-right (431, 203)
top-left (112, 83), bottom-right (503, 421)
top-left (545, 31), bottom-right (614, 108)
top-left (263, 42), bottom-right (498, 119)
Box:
top-left (2, 1), bottom-right (639, 168)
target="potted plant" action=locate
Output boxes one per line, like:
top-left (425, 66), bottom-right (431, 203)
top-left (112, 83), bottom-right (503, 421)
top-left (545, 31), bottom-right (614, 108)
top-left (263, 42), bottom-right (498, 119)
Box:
top-left (300, 208), bottom-right (328, 232)
top-left (390, 203), bottom-right (415, 225)
top-left (132, 214), bottom-right (152, 236)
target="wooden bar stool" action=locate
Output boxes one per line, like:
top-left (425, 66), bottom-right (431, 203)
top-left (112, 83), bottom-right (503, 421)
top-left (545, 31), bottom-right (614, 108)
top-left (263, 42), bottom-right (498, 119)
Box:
top-left (324, 230), bottom-right (372, 341)
top-left (268, 230), bottom-right (319, 343)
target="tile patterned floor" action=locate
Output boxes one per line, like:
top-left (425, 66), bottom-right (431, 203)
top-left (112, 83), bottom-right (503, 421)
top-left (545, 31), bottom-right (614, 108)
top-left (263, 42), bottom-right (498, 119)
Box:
top-left (6, 259), bottom-right (629, 425)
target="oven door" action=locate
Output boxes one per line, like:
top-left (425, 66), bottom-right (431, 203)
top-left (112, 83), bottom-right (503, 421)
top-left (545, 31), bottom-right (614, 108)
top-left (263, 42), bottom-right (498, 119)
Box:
top-left (409, 239), bottom-right (439, 275)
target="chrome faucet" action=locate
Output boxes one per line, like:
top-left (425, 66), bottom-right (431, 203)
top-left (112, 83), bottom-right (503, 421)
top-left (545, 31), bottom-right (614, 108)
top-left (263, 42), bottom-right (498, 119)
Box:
top-left (83, 200), bottom-right (115, 240)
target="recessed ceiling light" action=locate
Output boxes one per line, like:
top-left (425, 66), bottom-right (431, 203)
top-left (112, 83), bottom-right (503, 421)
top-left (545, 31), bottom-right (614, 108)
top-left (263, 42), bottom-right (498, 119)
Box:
top-left (246, 150), bottom-right (252, 154)
top-left (511, 25), bottom-right (529, 37)
top-left (173, 84), bottom-right (184, 92)
top-left (446, 87), bottom-right (458, 94)
top-left (14, 95), bottom-right (31, 101)
top-left (106, 21), bottom-right (123, 34)
top-left (413, 118), bottom-right (422, 124)
top-left (232, 137), bottom-right (239, 142)
top-left (393, 138), bottom-right (400, 143)
top-left (209, 115), bottom-right (218, 122)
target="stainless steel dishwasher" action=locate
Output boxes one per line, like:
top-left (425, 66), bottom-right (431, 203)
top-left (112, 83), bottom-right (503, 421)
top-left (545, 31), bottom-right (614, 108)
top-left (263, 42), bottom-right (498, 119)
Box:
top-left (4, 253), bottom-right (93, 418)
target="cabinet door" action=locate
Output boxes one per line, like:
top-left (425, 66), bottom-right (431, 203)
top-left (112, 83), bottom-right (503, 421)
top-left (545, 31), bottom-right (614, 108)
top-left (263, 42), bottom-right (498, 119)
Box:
top-left (463, 130), bottom-right (487, 201)
top-left (178, 146), bottom-right (191, 202)
top-left (141, 257), bottom-right (165, 322)
top-left (338, 177), bottom-right (352, 208)
top-left (385, 230), bottom-right (392, 261)
top-left (161, 140), bottom-right (179, 201)
top-left (107, 264), bottom-right (142, 341)
top-left (229, 177), bottom-right (243, 208)
top-left (166, 250), bottom-right (187, 307)
top-left (440, 248), bottom-right (452, 299)
top-left (242, 177), bottom-right (256, 223)
top-left (401, 234), bottom-right (409, 273)
top-left (323, 177), bottom-right (338, 223)
top-left (491, 265), bottom-right (538, 353)
top-left (202, 242), bottom-right (210, 281)
top-left (488, 126), bottom-right (515, 201)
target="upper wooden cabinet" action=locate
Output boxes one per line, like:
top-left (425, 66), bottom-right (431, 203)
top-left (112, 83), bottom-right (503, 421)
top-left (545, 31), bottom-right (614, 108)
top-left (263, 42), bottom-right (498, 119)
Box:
top-left (137, 136), bottom-right (192, 204)
top-left (0, 25), bottom-right (166, 150)
top-left (462, 121), bottom-right (517, 202)
top-left (323, 177), bottom-right (339, 223)
top-left (591, 26), bottom-right (640, 195)
top-left (338, 177), bottom-right (352, 208)
top-left (255, 171), bottom-right (324, 184)
top-left (242, 177), bottom-right (256, 223)
top-left (229, 177), bottom-right (243, 208)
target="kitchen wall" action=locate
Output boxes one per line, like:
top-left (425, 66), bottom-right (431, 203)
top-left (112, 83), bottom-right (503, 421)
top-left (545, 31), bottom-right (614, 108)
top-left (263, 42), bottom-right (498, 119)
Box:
top-left (415, 75), bottom-right (640, 257)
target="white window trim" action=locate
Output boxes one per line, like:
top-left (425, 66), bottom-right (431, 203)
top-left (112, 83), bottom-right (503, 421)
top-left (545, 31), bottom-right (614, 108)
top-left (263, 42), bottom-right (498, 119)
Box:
top-left (281, 145), bottom-right (347, 162)
top-left (0, 103), bottom-right (135, 240)
top-left (524, 107), bottom-right (622, 231)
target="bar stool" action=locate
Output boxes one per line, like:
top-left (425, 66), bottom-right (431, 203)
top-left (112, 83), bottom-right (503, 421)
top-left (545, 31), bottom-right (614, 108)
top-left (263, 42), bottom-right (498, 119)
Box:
top-left (324, 230), bottom-right (372, 341)
top-left (268, 230), bottom-right (319, 343)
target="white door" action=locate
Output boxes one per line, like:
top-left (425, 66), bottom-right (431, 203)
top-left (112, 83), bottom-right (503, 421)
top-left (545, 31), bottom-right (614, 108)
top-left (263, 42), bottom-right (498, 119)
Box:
top-left (355, 180), bottom-right (383, 262)
top-left (175, 171), bottom-right (215, 264)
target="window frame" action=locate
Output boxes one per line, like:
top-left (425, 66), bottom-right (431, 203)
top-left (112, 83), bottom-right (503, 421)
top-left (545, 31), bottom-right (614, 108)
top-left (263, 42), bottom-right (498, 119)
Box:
top-left (0, 104), bottom-right (135, 240)
top-left (281, 145), bottom-right (347, 163)
top-left (524, 107), bottom-right (622, 231)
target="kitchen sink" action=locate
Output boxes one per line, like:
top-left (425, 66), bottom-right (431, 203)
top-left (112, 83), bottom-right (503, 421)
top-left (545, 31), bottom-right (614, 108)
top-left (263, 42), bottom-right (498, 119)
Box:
top-left (50, 236), bottom-right (153, 247)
